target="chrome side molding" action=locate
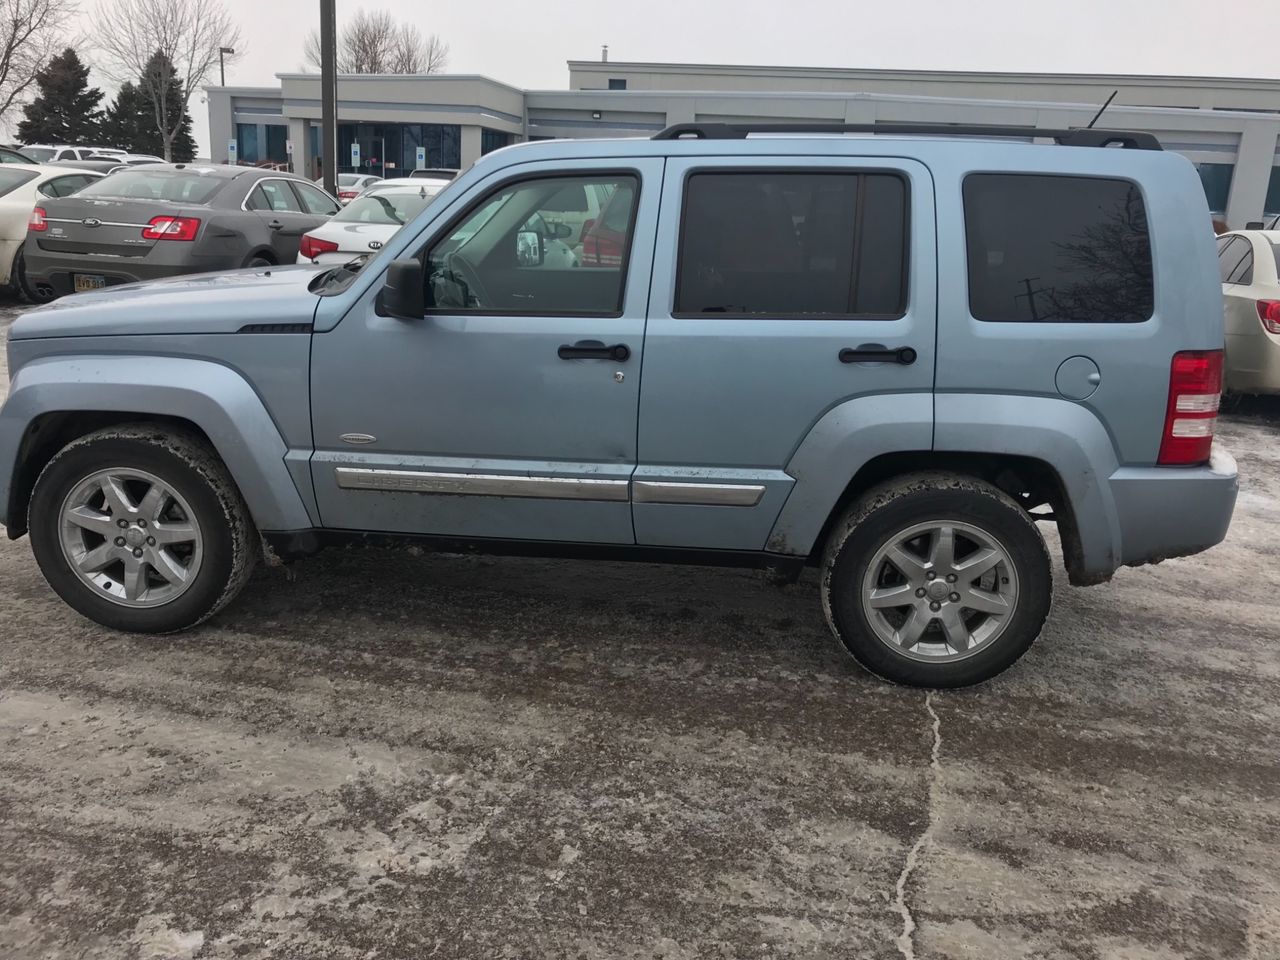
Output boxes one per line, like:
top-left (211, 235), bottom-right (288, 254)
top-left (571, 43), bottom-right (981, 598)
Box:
top-left (335, 468), bottom-right (629, 501)
top-left (632, 480), bottom-right (765, 507)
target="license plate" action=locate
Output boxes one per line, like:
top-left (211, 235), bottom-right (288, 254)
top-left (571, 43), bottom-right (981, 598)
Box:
top-left (73, 274), bottom-right (106, 293)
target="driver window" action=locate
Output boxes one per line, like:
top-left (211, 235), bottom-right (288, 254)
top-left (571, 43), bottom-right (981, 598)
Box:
top-left (425, 174), bottom-right (639, 316)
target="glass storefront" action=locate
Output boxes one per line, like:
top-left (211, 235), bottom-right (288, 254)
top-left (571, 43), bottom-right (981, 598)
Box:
top-left (337, 123), bottom-right (461, 178)
top-left (481, 128), bottom-right (513, 154)
top-left (1196, 163), bottom-right (1234, 215)
top-left (235, 123), bottom-right (259, 164)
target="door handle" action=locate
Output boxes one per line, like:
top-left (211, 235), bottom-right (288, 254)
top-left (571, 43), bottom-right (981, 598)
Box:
top-left (839, 344), bottom-right (917, 365)
top-left (267, 219), bottom-right (283, 231)
top-left (558, 340), bottom-right (631, 362)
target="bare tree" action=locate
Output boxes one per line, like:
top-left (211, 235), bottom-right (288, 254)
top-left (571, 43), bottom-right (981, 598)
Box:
top-left (0, 0), bottom-right (76, 127)
top-left (304, 9), bottom-right (448, 75)
top-left (95, 0), bottom-right (243, 160)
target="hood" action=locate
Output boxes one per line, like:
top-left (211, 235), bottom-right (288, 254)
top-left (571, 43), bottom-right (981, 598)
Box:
top-left (9, 264), bottom-right (326, 340)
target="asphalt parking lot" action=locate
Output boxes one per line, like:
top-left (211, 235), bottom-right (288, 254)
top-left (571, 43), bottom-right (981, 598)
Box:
top-left (0, 299), bottom-right (1278, 960)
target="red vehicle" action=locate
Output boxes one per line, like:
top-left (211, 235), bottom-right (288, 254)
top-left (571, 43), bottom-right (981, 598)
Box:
top-left (579, 182), bottom-right (635, 267)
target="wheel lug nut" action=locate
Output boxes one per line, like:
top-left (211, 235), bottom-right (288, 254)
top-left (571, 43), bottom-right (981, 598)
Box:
top-left (915, 588), bottom-right (926, 598)
top-left (137, 519), bottom-right (146, 527)
top-left (132, 548), bottom-right (143, 558)
top-left (929, 601), bottom-right (941, 612)
top-left (117, 519), bottom-right (128, 528)
top-left (114, 536), bottom-right (125, 546)
top-left (147, 536), bottom-right (156, 546)
top-left (926, 571), bottom-right (936, 580)
top-left (946, 574), bottom-right (956, 583)
top-left (950, 592), bottom-right (961, 603)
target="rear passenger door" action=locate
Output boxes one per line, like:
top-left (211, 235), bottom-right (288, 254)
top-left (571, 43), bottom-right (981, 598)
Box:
top-left (245, 179), bottom-right (314, 261)
top-left (636, 157), bottom-right (937, 550)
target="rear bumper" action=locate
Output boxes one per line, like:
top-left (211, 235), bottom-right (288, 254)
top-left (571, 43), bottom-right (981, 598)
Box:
top-left (1108, 446), bottom-right (1239, 570)
top-left (23, 244), bottom-right (245, 297)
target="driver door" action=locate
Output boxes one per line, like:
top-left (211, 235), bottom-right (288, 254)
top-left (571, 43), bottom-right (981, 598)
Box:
top-left (308, 159), bottom-right (663, 543)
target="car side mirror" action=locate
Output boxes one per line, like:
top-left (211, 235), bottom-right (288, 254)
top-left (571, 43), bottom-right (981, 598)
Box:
top-left (516, 229), bottom-right (543, 267)
top-left (380, 258), bottom-right (425, 320)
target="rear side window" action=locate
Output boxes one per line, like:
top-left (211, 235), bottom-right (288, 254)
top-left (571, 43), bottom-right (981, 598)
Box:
top-left (293, 181), bottom-right (340, 216)
top-left (248, 180), bottom-right (303, 213)
top-left (79, 169), bottom-right (226, 204)
top-left (674, 171), bottom-right (908, 317)
top-left (964, 174), bottom-right (1153, 323)
top-left (0, 168), bottom-right (37, 197)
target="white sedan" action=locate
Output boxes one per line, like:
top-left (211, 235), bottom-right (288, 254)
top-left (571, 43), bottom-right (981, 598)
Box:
top-left (298, 179), bottom-right (448, 264)
top-left (0, 163), bottom-right (101, 299)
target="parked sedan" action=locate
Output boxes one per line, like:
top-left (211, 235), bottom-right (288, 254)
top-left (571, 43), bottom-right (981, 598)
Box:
top-left (23, 164), bottom-right (340, 300)
top-left (1217, 229), bottom-right (1280, 395)
top-left (0, 163), bottom-right (102, 299)
top-left (297, 179), bottom-right (447, 263)
top-left (316, 173), bottom-right (381, 205)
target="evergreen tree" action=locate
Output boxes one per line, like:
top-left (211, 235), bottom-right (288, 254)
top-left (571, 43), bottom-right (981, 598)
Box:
top-left (17, 48), bottom-right (104, 146)
top-left (100, 53), bottom-right (197, 161)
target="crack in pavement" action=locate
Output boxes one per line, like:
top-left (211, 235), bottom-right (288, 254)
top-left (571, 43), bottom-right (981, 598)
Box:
top-left (893, 690), bottom-right (942, 960)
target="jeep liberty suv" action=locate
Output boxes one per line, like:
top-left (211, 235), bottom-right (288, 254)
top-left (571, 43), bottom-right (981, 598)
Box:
top-left (0, 122), bottom-right (1239, 687)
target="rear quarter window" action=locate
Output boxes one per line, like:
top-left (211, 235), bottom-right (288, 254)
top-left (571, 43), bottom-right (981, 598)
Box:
top-left (963, 173), bottom-right (1154, 323)
top-left (0, 168), bottom-right (37, 197)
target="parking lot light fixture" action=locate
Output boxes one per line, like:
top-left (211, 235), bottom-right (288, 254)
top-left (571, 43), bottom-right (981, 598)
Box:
top-left (219, 46), bottom-right (235, 86)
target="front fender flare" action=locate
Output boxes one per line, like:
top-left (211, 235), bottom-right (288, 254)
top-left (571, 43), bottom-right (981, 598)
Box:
top-left (0, 355), bottom-right (313, 535)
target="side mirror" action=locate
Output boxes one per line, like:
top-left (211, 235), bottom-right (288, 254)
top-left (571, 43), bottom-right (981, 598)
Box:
top-left (516, 229), bottom-right (543, 267)
top-left (380, 257), bottom-right (424, 320)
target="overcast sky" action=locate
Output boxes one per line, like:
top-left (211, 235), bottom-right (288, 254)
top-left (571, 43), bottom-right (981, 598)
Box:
top-left (80, 0), bottom-right (1280, 155)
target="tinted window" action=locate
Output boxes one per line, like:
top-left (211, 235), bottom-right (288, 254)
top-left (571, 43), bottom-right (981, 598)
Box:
top-left (39, 174), bottom-right (95, 197)
top-left (293, 181), bottom-right (340, 215)
top-left (0, 168), bottom-right (36, 197)
top-left (80, 169), bottom-right (227, 204)
top-left (425, 174), bottom-right (638, 315)
top-left (250, 180), bottom-right (303, 213)
top-left (1226, 244), bottom-right (1254, 285)
top-left (964, 174), bottom-right (1153, 323)
top-left (674, 171), bottom-right (907, 317)
top-left (1217, 236), bottom-right (1249, 284)
top-left (22, 146), bottom-right (54, 162)
top-left (1271, 240), bottom-right (1280, 277)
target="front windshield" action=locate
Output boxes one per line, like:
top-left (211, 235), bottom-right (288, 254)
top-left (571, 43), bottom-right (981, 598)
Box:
top-left (22, 146), bottom-right (54, 162)
top-left (334, 189), bottom-right (437, 226)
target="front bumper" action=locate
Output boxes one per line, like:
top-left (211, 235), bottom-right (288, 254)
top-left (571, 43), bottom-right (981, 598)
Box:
top-left (1109, 446), bottom-right (1239, 569)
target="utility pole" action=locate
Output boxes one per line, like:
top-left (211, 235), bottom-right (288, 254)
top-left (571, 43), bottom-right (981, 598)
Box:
top-left (320, 0), bottom-right (338, 197)
top-left (1014, 277), bottom-right (1051, 322)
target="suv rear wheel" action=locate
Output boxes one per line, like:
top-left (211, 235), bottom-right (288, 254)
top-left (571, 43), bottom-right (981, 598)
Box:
top-left (822, 473), bottom-right (1052, 687)
top-left (28, 425), bottom-right (256, 633)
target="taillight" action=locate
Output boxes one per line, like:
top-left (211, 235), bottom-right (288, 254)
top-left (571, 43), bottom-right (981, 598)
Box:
top-left (28, 206), bottom-right (47, 232)
top-left (1158, 350), bottom-right (1223, 466)
top-left (338, 190), bottom-right (358, 200)
top-left (299, 233), bottom-right (339, 260)
top-left (1257, 300), bottom-right (1280, 335)
top-left (142, 216), bottom-right (200, 241)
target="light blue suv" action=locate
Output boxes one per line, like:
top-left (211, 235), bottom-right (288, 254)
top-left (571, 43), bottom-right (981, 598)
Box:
top-left (0, 123), bottom-right (1239, 686)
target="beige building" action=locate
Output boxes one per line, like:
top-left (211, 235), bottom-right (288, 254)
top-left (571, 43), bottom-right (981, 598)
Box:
top-left (207, 60), bottom-right (1280, 227)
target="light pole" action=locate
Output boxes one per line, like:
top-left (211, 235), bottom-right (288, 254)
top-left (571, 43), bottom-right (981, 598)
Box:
top-left (219, 46), bottom-right (234, 86)
top-left (320, 0), bottom-right (337, 196)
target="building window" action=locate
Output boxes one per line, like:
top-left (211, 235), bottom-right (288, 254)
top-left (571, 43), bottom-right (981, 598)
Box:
top-left (481, 129), bottom-right (512, 155)
top-left (1197, 163), bottom-right (1234, 215)
top-left (674, 171), bottom-right (908, 318)
top-left (235, 123), bottom-right (258, 164)
top-left (337, 123), bottom-right (461, 177)
top-left (963, 173), bottom-right (1153, 324)
top-left (1265, 166), bottom-right (1280, 216)
top-left (265, 125), bottom-right (287, 164)
top-left (608, 78), bottom-right (627, 90)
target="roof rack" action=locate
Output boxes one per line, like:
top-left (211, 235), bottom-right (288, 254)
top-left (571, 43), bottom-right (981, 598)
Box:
top-left (651, 122), bottom-right (1162, 151)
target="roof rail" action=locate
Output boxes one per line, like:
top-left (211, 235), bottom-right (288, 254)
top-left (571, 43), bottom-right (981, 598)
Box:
top-left (651, 122), bottom-right (1162, 151)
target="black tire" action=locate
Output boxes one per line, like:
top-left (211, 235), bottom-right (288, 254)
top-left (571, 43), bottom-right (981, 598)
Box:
top-left (821, 473), bottom-right (1052, 688)
top-left (243, 253), bottom-right (274, 269)
top-left (14, 247), bottom-right (54, 303)
top-left (28, 425), bottom-right (256, 633)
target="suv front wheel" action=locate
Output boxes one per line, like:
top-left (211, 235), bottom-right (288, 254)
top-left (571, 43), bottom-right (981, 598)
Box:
top-left (28, 425), bottom-right (256, 633)
top-left (822, 473), bottom-right (1052, 687)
